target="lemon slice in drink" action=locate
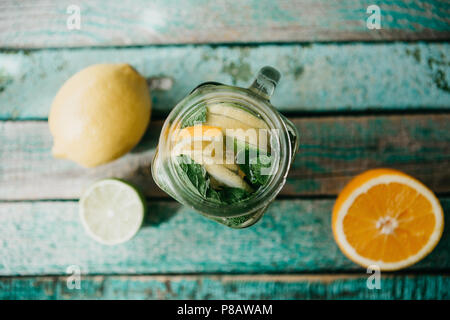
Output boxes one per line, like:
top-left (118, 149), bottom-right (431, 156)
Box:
top-left (79, 179), bottom-right (146, 245)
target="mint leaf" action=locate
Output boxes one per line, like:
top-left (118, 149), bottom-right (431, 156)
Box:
top-left (235, 142), bottom-right (272, 187)
top-left (219, 187), bottom-right (251, 204)
top-left (181, 105), bottom-right (207, 128)
top-left (175, 155), bottom-right (251, 204)
top-left (206, 187), bottom-right (222, 203)
top-left (176, 155), bottom-right (209, 197)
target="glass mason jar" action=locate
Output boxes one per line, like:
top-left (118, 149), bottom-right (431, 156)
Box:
top-left (151, 66), bottom-right (299, 228)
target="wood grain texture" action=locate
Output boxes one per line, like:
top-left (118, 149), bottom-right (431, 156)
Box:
top-left (1, 115), bottom-right (449, 200)
top-left (0, 199), bottom-right (449, 276)
top-left (1, 43), bottom-right (450, 120)
top-left (0, 0), bottom-right (449, 48)
top-left (1, 274), bottom-right (449, 299)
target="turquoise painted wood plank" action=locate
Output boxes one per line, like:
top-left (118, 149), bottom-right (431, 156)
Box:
top-left (0, 199), bottom-right (449, 276)
top-left (0, 0), bottom-right (449, 48)
top-left (1, 43), bottom-right (449, 120)
top-left (1, 115), bottom-right (449, 200)
top-left (1, 275), bottom-right (449, 300)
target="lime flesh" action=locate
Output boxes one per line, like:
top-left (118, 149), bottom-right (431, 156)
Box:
top-left (79, 179), bottom-right (145, 245)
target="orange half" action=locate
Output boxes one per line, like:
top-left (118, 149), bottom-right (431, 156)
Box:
top-left (332, 169), bottom-right (444, 271)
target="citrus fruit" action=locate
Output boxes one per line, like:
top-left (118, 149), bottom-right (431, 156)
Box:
top-left (207, 103), bottom-right (268, 129)
top-left (49, 63), bottom-right (151, 167)
top-left (79, 179), bottom-right (146, 245)
top-left (202, 162), bottom-right (252, 192)
top-left (173, 125), bottom-right (223, 159)
top-left (332, 169), bottom-right (444, 271)
top-left (175, 125), bottom-right (223, 142)
top-left (205, 113), bottom-right (254, 132)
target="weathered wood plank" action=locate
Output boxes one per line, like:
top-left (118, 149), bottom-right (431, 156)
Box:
top-left (1, 43), bottom-right (449, 120)
top-left (0, 199), bottom-right (449, 275)
top-left (287, 114), bottom-right (450, 196)
top-left (0, 115), bottom-right (449, 200)
top-left (0, 0), bottom-right (449, 48)
top-left (1, 274), bottom-right (449, 300)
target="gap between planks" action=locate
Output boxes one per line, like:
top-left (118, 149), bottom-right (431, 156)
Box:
top-left (2, 273), bottom-right (446, 283)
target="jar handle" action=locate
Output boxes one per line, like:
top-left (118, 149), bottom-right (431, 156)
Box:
top-left (249, 66), bottom-right (280, 101)
top-left (280, 114), bottom-right (300, 162)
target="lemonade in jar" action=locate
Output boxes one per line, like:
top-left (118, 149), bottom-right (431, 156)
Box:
top-left (152, 67), bottom-right (299, 228)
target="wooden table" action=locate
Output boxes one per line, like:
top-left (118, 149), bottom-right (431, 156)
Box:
top-left (0, 0), bottom-right (449, 299)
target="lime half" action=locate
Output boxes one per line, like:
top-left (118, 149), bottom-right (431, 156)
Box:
top-left (79, 179), bottom-right (146, 245)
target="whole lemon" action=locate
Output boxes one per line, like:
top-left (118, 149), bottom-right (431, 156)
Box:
top-left (49, 63), bottom-right (151, 167)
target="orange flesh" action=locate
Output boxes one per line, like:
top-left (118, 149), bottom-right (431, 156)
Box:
top-left (343, 182), bottom-right (436, 263)
top-left (176, 125), bottom-right (222, 141)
